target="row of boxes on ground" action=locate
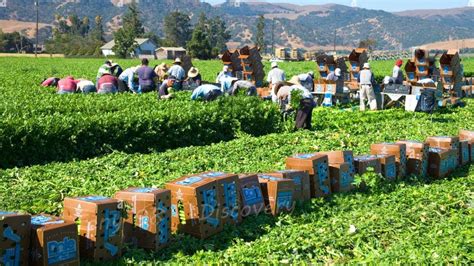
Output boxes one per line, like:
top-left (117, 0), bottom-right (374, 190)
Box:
top-left (2, 131), bottom-right (473, 264)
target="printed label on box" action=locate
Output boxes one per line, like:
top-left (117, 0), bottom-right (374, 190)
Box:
top-left (157, 201), bottom-right (169, 245)
top-left (131, 188), bottom-right (158, 193)
top-left (77, 196), bottom-right (109, 202)
top-left (293, 153), bottom-right (316, 159)
top-left (176, 176), bottom-right (203, 186)
top-left (141, 216), bottom-right (150, 230)
top-left (340, 171), bottom-right (352, 189)
top-left (31, 216), bottom-right (65, 226)
top-left (223, 182), bottom-right (239, 220)
top-left (317, 162), bottom-right (330, 194)
top-left (2, 227), bottom-right (21, 266)
top-left (386, 163), bottom-right (396, 179)
top-left (276, 191), bottom-right (293, 210)
top-left (202, 189), bottom-right (219, 227)
top-left (202, 172), bottom-right (225, 178)
top-left (242, 186), bottom-right (263, 206)
top-left (47, 237), bottom-right (77, 265)
top-left (103, 209), bottom-right (121, 256)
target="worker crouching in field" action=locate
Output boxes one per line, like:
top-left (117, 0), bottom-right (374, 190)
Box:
top-left (358, 63), bottom-right (377, 111)
top-left (275, 81), bottom-right (315, 130)
top-left (191, 84), bottom-right (223, 101)
top-left (297, 71), bottom-right (315, 91)
top-left (229, 79), bottom-right (257, 96)
top-left (118, 66), bottom-right (139, 93)
top-left (186, 67), bottom-right (202, 90)
top-left (76, 79), bottom-right (96, 94)
top-left (41, 77), bottom-right (60, 87)
top-left (97, 73), bottom-right (118, 94)
top-left (137, 58), bottom-right (158, 93)
top-left (57, 76), bottom-right (77, 94)
top-left (158, 76), bottom-right (176, 100)
top-left (167, 58), bottom-right (185, 90)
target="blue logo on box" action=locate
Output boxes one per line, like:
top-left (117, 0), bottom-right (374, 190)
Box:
top-left (317, 162), bottom-right (330, 194)
top-left (277, 191), bottom-right (293, 210)
top-left (103, 209), bottom-right (121, 256)
top-left (47, 237), bottom-right (77, 264)
top-left (31, 216), bottom-right (65, 226)
top-left (157, 202), bottom-right (169, 245)
top-left (77, 196), bottom-right (109, 202)
top-left (223, 182), bottom-right (239, 221)
top-left (293, 153), bottom-right (316, 159)
top-left (176, 176), bottom-right (202, 186)
top-left (2, 227), bottom-right (21, 266)
top-left (202, 172), bottom-right (225, 178)
top-left (131, 188), bottom-right (157, 193)
top-left (242, 185), bottom-right (263, 206)
top-left (202, 189), bottom-right (219, 227)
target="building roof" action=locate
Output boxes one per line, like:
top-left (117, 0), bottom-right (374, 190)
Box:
top-left (155, 47), bottom-right (186, 52)
top-left (101, 38), bottom-right (152, 50)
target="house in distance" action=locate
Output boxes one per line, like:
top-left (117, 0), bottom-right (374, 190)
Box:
top-left (155, 47), bottom-right (187, 60)
top-left (101, 38), bottom-right (157, 58)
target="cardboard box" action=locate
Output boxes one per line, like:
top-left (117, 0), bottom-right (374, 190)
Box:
top-left (258, 175), bottom-right (295, 216)
top-left (199, 172), bottom-right (242, 225)
top-left (459, 140), bottom-right (470, 166)
top-left (30, 215), bottom-right (79, 266)
top-left (459, 130), bottom-right (474, 141)
top-left (329, 163), bottom-right (354, 193)
top-left (238, 174), bottom-right (265, 217)
top-left (373, 155), bottom-right (397, 180)
top-left (371, 143), bottom-right (407, 179)
top-left (114, 188), bottom-right (171, 251)
top-left (397, 140), bottom-right (429, 177)
top-left (353, 155), bottom-right (382, 175)
top-left (319, 151), bottom-right (356, 175)
top-left (62, 196), bottom-right (123, 261)
top-left (0, 211), bottom-right (31, 266)
top-left (426, 136), bottom-right (460, 150)
top-left (266, 170), bottom-right (311, 202)
top-left (165, 175), bottom-right (222, 239)
top-left (286, 153), bottom-right (331, 197)
top-left (428, 148), bottom-right (458, 179)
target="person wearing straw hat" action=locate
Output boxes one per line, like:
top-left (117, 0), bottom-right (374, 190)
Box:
top-left (358, 63), bottom-right (377, 111)
top-left (186, 67), bottom-right (202, 89)
top-left (154, 63), bottom-right (169, 83)
top-left (167, 58), bottom-right (185, 90)
top-left (268, 61), bottom-right (286, 102)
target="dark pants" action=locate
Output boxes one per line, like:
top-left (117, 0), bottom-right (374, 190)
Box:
top-left (295, 99), bottom-right (315, 130)
top-left (204, 90), bottom-right (223, 101)
top-left (82, 85), bottom-right (97, 94)
top-left (140, 84), bottom-right (156, 93)
top-left (118, 80), bottom-right (129, 93)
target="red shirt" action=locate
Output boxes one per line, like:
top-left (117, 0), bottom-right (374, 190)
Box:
top-left (97, 74), bottom-right (118, 90)
top-left (57, 77), bottom-right (77, 92)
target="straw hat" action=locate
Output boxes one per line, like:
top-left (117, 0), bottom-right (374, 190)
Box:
top-left (363, 63), bottom-right (370, 69)
top-left (271, 62), bottom-right (278, 68)
top-left (188, 67), bottom-right (200, 78)
top-left (174, 58), bottom-right (182, 64)
top-left (288, 76), bottom-right (301, 85)
top-left (335, 68), bottom-right (342, 77)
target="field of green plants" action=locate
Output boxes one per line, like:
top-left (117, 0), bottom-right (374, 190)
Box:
top-left (0, 57), bottom-right (473, 264)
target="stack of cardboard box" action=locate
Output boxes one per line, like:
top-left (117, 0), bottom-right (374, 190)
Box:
top-left (459, 130), bottom-right (474, 162)
top-left (257, 175), bottom-right (295, 216)
top-left (371, 143), bottom-right (407, 179)
top-left (0, 211), bottom-right (31, 266)
top-left (396, 140), bottom-right (430, 177)
top-left (286, 153), bottom-right (331, 197)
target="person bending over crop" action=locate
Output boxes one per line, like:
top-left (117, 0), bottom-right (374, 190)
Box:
top-left (298, 71), bottom-right (315, 91)
top-left (118, 66), bottom-right (140, 93)
top-left (274, 82), bottom-right (315, 130)
top-left (57, 76), bottom-right (77, 94)
top-left (167, 58), bottom-right (185, 90)
top-left (230, 79), bottom-right (257, 96)
top-left (76, 79), bottom-right (96, 94)
top-left (191, 85), bottom-right (223, 102)
top-left (186, 67), bottom-right (202, 90)
top-left (97, 73), bottom-right (119, 94)
top-left (158, 76), bottom-right (176, 100)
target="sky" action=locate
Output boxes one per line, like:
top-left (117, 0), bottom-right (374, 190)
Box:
top-left (203, 0), bottom-right (471, 12)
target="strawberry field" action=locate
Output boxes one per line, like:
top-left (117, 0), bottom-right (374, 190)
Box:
top-left (0, 57), bottom-right (473, 264)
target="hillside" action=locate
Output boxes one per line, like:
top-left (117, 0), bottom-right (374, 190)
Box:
top-left (1, 1), bottom-right (474, 50)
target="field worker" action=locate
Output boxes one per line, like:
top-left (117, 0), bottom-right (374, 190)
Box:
top-left (275, 82), bottom-right (315, 129)
top-left (392, 59), bottom-right (404, 84)
top-left (326, 68), bottom-right (342, 81)
top-left (268, 62), bottom-right (286, 102)
top-left (186, 67), bottom-right (202, 89)
top-left (216, 65), bottom-right (233, 83)
top-left (76, 79), bottom-right (96, 94)
top-left (298, 71), bottom-right (314, 91)
top-left (230, 79), bottom-right (257, 96)
top-left (41, 77), bottom-right (59, 87)
top-left (158, 75), bottom-right (176, 99)
top-left (57, 76), bottom-right (77, 94)
top-left (358, 63), bottom-right (377, 111)
top-left (118, 65), bottom-right (139, 93)
top-left (154, 63), bottom-right (169, 83)
top-left (167, 58), bottom-right (185, 90)
top-left (110, 62), bottom-right (123, 77)
top-left (137, 58), bottom-right (158, 93)
top-left (191, 84), bottom-right (223, 101)
top-left (97, 73), bottom-right (118, 94)
top-left (97, 60), bottom-right (112, 80)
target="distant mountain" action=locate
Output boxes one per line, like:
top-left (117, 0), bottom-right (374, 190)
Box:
top-left (1, 1), bottom-right (474, 50)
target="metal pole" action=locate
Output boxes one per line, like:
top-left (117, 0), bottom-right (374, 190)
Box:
top-left (35, 0), bottom-right (39, 57)
top-left (271, 19), bottom-right (275, 57)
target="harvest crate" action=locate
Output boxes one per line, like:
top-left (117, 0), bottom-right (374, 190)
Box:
top-left (459, 140), bottom-right (470, 166)
top-left (238, 174), bottom-right (265, 217)
top-left (426, 136), bottom-right (460, 150)
top-left (199, 172), bottom-right (242, 225)
top-left (286, 153), bottom-right (331, 197)
top-left (396, 140), bottom-right (429, 177)
top-left (165, 175), bottom-right (222, 239)
top-left (373, 154), bottom-right (397, 180)
top-left (353, 155), bottom-right (382, 175)
top-left (0, 211), bottom-right (31, 266)
top-left (30, 215), bottom-right (79, 266)
top-left (266, 170), bottom-right (311, 202)
top-left (459, 130), bottom-right (474, 162)
top-left (428, 148), bottom-right (458, 179)
top-left (371, 143), bottom-right (407, 179)
top-left (328, 163), bottom-right (354, 193)
top-left (114, 188), bottom-right (171, 251)
top-left (62, 196), bottom-right (123, 261)
top-left (319, 151), bottom-right (356, 175)
top-left (257, 175), bottom-right (295, 216)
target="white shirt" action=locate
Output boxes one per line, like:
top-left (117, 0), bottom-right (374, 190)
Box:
top-left (216, 71), bottom-right (233, 83)
top-left (167, 65), bottom-right (185, 80)
top-left (267, 68), bottom-right (285, 84)
top-left (359, 69), bottom-right (373, 85)
top-left (76, 80), bottom-right (94, 92)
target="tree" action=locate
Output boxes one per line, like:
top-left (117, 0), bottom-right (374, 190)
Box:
top-left (122, 0), bottom-right (144, 37)
top-left (209, 16), bottom-right (231, 56)
top-left (80, 17), bottom-right (90, 37)
top-left (90, 16), bottom-right (105, 42)
top-left (112, 1), bottom-right (145, 58)
top-left (255, 15), bottom-right (265, 52)
top-left (163, 12), bottom-right (192, 47)
top-left (359, 38), bottom-right (377, 51)
top-left (187, 20), bottom-right (212, 59)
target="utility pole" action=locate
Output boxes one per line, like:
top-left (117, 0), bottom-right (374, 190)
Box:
top-left (271, 19), bottom-right (275, 57)
top-left (333, 29), bottom-right (337, 54)
top-left (35, 0), bottom-right (39, 57)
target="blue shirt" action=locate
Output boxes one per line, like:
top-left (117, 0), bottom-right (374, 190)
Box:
top-left (168, 65), bottom-right (185, 80)
top-left (191, 85), bottom-right (220, 100)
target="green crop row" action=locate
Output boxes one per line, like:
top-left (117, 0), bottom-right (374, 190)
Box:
top-left (0, 93), bottom-right (282, 168)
